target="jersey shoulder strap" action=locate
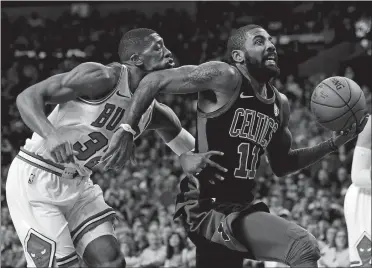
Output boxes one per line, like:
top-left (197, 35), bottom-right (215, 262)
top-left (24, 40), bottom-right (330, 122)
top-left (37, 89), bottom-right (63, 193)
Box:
top-left (270, 84), bottom-right (290, 129)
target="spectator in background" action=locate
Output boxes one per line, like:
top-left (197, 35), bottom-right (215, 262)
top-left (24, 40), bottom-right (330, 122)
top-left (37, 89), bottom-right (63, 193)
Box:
top-left (120, 242), bottom-right (139, 267)
top-left (319, 228), bottom-right (350, 267)
top-left (164, 232), bottom-right (185, 267)
top-left (137, 232), bottom-right (166, 268)
top-left (181, 238), bottom-right (196, 268)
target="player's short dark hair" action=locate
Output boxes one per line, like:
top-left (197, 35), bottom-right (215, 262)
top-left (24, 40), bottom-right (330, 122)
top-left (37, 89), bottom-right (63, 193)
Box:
top-left (226, 24), bottom-right (263, 63)
top-left (118, 28), bottom-right (156, 62)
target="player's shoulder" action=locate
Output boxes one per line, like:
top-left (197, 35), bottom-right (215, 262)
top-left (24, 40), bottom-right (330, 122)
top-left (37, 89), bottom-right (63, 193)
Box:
top-left (198, 61), bottom-right (240, 90)
top-left (72, 61), bottom-right (117, 84)
top-left (203, 61), bottom-right (238, 78)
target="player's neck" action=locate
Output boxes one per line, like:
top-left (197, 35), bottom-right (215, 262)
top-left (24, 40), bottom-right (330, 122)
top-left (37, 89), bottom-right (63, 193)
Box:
top-left (236, 64), bottom-right (267, 96)
top-left (125, 64), bottom-right (147, 94)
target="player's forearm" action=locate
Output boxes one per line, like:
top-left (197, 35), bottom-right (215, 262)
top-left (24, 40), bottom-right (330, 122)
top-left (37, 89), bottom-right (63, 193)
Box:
top-left (16, 89), bottom-right (57, 139)
top-left (275, 139), bottom-right (335, 176)
top-left (351, 146), bottom-right (371, 188)
top-left (123, 79), bottom-right (162, 129)
top-left (165, 128), bottom-right (195, 156)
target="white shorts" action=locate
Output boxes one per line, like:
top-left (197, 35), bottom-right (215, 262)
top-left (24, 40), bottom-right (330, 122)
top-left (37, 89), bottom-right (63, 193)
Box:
top-left (6, 149), bottom-right (116, 267)
top-left (344, 183), bottom-right (371, 267)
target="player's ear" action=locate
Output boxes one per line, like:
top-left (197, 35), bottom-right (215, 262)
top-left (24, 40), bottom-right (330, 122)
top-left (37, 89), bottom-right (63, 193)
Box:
top-left (231, 50), bottom-right (244, 63)
top-left (130, 54), bottom-right (143, 67)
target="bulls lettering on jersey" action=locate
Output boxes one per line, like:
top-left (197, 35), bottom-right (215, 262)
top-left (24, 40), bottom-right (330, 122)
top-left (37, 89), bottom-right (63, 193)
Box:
top-left (23, 65), bottom-right (154, 176)
top-left (195, 65), bottom-right (282, 201)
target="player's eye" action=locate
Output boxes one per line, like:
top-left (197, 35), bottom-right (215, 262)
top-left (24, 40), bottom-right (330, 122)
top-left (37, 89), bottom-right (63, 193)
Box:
top-left (360, 248), bottom-right (364, 252)
top-left (41, 249), bottom-right (46, 255)
top-left (31, 253), bottom-right (36, 257)
top-left (368, 248), bottom-right (371, 252)
top-left (255, 39), bottom-right (264, 45)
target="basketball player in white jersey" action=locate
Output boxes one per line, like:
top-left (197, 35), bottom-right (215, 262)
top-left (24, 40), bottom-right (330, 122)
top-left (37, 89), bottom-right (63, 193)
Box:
top-left (344, 114), bottom-right (371, 268)
top-left (6, 28), bottom-right (196, 268)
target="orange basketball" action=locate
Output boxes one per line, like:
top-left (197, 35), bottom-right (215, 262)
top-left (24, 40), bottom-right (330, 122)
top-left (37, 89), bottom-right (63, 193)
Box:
top-left (310, 76), bottom-right (367, 132)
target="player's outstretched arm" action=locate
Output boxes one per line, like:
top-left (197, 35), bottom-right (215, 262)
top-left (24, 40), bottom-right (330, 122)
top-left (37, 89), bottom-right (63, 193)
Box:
top-left (147, 101), bottom-right (195, 156)
top-left (351, 115), bottom-right (371, 188)
top-left (102, 61), bottom-right (238, 169)
top-left (16, 62), bottom-right (116, 163)
top-left (266, 94), bottom-right (365, 177)
top-left (123, 61), bottom-right (238, 129)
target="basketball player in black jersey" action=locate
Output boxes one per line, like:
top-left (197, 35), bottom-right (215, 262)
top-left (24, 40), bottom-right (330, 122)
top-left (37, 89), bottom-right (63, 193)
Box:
top-left (103, 25), bottom-right (368, 268)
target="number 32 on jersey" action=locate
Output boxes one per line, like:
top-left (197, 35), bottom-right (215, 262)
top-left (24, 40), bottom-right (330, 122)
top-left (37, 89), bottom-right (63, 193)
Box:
top-left (234, 143), bottom-right (260, 180)
top-left (72, 103), bottom-right (125, 169)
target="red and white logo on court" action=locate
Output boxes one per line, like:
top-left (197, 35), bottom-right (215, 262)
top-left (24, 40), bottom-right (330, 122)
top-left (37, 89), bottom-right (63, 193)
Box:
top-left (351, 232), bottom-right (371, 268)
top-left (25, 228), bottom-right (56, 267)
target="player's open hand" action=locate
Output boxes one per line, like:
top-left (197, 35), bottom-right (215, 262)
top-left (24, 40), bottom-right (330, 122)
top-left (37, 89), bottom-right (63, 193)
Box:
top-left (333, 113), bottom-right (369, 147)
top-left (179, 150), bottom-right (228, 182)
top-left (101, 128), bottom-right (136, 170)
top-left (45, 133), bottom-right (78, 164)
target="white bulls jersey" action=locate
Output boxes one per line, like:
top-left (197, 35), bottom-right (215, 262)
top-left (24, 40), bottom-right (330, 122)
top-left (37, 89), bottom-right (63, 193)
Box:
top-left (23, 64), bottom-right (154, 176)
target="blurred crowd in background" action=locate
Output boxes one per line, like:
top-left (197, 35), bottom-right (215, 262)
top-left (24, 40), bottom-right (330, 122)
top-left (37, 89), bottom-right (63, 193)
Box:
top-left (1, 2), bottom-right (371, 268)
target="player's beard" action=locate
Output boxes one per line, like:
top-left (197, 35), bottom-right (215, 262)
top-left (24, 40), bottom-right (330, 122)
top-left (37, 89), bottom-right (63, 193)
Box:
top-left (245, 52), bottom-right (280, 83)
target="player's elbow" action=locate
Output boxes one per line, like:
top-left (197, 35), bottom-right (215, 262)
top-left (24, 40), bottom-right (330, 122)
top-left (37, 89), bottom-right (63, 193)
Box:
top-left (16, 90), bottom-right (32, 112)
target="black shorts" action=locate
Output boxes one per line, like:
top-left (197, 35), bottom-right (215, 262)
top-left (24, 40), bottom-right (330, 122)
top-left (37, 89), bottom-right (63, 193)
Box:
top-left (174, 177), bottom-right (270, 259)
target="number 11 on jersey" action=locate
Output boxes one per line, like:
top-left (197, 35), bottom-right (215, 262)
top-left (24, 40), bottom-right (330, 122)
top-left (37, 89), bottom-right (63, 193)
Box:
top-left (234, 143), bottom-right (260, 180)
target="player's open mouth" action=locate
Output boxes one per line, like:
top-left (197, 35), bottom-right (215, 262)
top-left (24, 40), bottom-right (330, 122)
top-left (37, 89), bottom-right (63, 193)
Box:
top-left (264, 55), bottom-right (277, 65)
top-left (167, 58), bottom-right (175, 67)
top-left (265, 60), bottom-right (276, 65)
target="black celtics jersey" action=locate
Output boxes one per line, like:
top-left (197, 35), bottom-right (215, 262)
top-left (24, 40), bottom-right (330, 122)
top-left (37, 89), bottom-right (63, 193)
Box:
top-left (195, 66), bottom-right (283, 202)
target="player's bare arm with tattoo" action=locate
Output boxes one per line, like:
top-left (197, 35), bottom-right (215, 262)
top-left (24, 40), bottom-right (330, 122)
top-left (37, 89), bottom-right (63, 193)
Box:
top-left (102, 61), bottom-right (239, 169)
top-left (266, 93), bottom-right (369, 177)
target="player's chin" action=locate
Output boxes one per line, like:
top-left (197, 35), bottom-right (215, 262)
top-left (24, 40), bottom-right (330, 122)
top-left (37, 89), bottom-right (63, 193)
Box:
top-left (264, 64), bottom-right (280, 77)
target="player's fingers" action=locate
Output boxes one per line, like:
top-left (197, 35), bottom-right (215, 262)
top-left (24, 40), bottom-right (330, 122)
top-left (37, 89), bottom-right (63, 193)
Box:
top-left (64, 143), bottom-right (75, 163)
top-left (101, 145), bottom-right (116, 163)
top-left (60, 145), bottom-right (70, 163)
top-left (104, 150), bottom-right (120, 170)
top-left (53, 150), bottom-right (64, 163)
top-left (214, 174), bottom-right (225, 181)
top-left (204, 151), bottom-right (224, 158)
top-left (116, 149), bottom-right (131, 170)
top-left (50, 151), bottom-right (59, 163)
top-left (186, 173), bottom-right (195, 180)
top-left (205, 159), bottom-right (228, 173)
top-left (346, 123), bottom-right (357, 136)
top-left (357, 115), bottom-right (369, 134)
top-left (130, 144), bottom-right (137, 166)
